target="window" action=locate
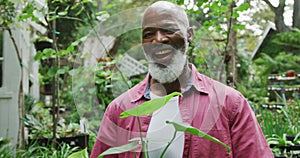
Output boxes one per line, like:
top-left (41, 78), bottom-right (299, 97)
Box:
top-left (0, 31), bottom-right (3, 87)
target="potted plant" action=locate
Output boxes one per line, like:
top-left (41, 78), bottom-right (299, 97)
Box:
top-left (23, 101), bottom-right (89, 150)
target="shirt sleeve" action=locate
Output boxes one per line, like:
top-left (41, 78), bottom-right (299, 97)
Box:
top-left (229, 93), bottom-right (273, 158)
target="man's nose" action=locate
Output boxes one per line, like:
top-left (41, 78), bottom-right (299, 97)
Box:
top-left (153, 31), bottom-right (169, 43)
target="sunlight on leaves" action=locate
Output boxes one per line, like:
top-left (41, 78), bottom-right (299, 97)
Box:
top-left (67, 148), bottom-right (88, 158)
top-left (99, 142), bottom-right (139, 158)
top-left (120, 92), bottom-right (182, 118)
top-left (166, 121), bottom-right (231, 154)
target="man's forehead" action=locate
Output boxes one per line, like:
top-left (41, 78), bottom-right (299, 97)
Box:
top-left (148, 1), bottom-right (178, 10)
top-left (143, 8), bottom-right (182, 25)
top-left (143, 11), bottom-right (177, 23)
top-left (142, 2), bottom-right (189, 29)
top-left (143, 3), bottom-right (179, 18)
top-left (142, 14), bottom-right (188, 33)
top-left (142, 18), bottom-right (184, 33)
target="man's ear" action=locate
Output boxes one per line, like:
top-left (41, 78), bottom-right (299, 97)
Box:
top-left (187, 27), bottom-right (194, 43)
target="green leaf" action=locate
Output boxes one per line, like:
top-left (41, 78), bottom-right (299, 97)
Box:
top-left (232, 12), bottom-right (239, 18)
top-left (34, 52), bottom-right (44, 61)
top-left (99, 142), bottom-right (139, 158)
top-left (71, 36), bottom-right (87, 46)
top-left (57, 66), bottom-right (70, 74)
top-left (95, 11), bottom-right (108, 16)
top-left (58, 11), bottom-right (68, 16)
top-left (68, 69), bottom-right (77, 76)
top-left (233, 24), bottom-right (246, 31)
top-left (120, 92), bottom-right (182, 118)
top-left (236, 3), bottom-right (249, 12)
top-left (82, 0), bottom-right (91, 3)
top-left (105, 4), bottom-right (115, 9)
top-left (196, 1), bottom-right (204, 7)
top-left (34, 48), bottom-right (55, 60)
top-left (177, 0), bottom-right (184, 5)
top-left (71, 4), bottom-right (79, 10)
top-left (294, 132), bottom-right (300, 142)
top-left (67, 148), bottom-right (88, 158)
top-left (57, 45), bottom-right (74, 56)
top-left (47, 66), bottom-right (58, 77)
top-left (166, 121), bottom-right (231, 154)
top-left (75, 7), bottom-right (84, 16)
top-left (219, 6), bottom-right (228, 12)
top-left (49, 15), bottom-right (59, 21)
top-left (211, 2), bottom-right (219, 11)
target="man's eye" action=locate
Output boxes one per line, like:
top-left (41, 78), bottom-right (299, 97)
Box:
top-left (165, 30), bottom-right (175, 34)
top-left (143, 32), bottom-right (154, 39)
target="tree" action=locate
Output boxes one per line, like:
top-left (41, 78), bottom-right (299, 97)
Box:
top-left (262, 0), bottom-right (300, 53)
top-left (263, 0), bottom-right (290, 32)
top-left (224, 1), bottom-right (238, 86)
top-left (293, 0), bottom-right (300, 28)
top-left (179, 0), bottom-right (249, 86)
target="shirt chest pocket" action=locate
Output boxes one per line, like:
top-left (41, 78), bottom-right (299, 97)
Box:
top-left (188, 130), bottom-right (232, 158)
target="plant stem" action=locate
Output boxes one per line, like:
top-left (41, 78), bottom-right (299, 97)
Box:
top-left (137, 116), bottom-right (148, 158)
top-left (145, 139), bottom-right (149, 158)
top-left (160, 131), bottom-right (177, 158)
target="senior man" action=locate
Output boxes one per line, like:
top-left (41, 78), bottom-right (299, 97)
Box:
top-left (91, 1), bottom-right (273, 158)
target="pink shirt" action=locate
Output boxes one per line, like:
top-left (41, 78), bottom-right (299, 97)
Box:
top-left (91, 64), bottom-right (273, 158)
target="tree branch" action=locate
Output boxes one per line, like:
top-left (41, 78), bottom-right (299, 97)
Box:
top-left (278, 0), bottom-right (286, 9)
top-left (263, 0), bottom-right (277, 12)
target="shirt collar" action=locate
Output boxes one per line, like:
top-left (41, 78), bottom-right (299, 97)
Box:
top-left (129, 63), bottom-right (209, 103)
top-left (144, 73), bottom-right (193, 100)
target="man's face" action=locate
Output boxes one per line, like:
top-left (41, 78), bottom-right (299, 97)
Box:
top-left (142, 6), bottom-right (190, 83)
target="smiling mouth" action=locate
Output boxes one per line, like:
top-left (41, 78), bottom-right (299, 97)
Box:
top-left (150, 49), bottom-right (174, 66)
top-left (153, 49), bottom-right (172, 59)
top-left (155, 50), bottom-right (172, 55)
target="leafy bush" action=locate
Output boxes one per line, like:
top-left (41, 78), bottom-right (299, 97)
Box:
top-left (0, 137), bottom-right (14, 158)
top-left (17, 142), bottom-right (79, 158)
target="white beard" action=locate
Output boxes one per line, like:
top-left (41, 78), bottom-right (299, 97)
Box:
top-left (145, 43), bottom-right (188, 84)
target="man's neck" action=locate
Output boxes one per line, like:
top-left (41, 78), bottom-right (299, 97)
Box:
top-left (150, 64), bottom-right (191, 96)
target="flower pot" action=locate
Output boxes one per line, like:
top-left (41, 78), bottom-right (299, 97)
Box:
top-left (34, 41), bottom-right (52, 51)
top-left (59, 134), bottom-right (89, 149)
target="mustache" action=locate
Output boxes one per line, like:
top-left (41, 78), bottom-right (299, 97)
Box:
top-left (143, 43), bottom-right (175, 52)
top-left (144, 53), bottom-right (167, 67)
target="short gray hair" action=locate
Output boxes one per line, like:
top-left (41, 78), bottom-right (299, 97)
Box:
top-left (145, 1), bottom-right (189, 28)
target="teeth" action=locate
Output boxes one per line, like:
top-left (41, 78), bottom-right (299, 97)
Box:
top-left (155, 50), bottom-right (171, 55)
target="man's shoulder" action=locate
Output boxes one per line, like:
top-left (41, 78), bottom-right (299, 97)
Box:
top-left (105, 90), bottom-right (136, 116)
top-left (197, 72), bottom-right (244, 101)
top-left (197, 73), bottom-right (238, 92)
top-left (108, 79), bottom-right (147, 108)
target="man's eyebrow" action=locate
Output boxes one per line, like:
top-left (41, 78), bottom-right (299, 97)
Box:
top-left (142, 25), bottom-right (178, 32)
top-left (142, 27), bottom-right (156, 32)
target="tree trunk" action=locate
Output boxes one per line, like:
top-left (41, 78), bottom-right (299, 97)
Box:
top-left (263, 0), bottom-right (289, 32)
top-left (293, 0), bottom-right (300, 28)
top-left (51, 19), bottom-right (58, 148)
top-left (274, 1), bottom-right (289, 32)
top-left (225, 1), bottom-right (238, 87)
